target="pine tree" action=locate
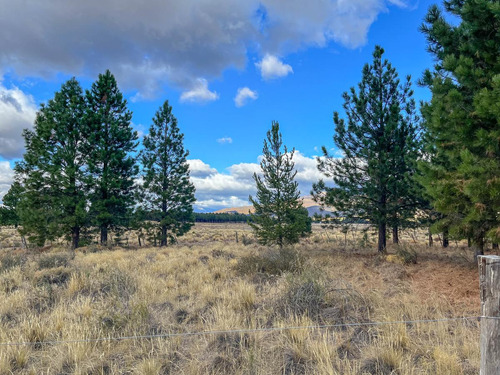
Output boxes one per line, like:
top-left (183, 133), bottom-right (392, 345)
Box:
top-left (0, 181), bottom-right (22, 227)
top-left (86, 70), bottom-right (138, 245)
top-left (313, 46), bottom-right (420, 253)
top-left (14, 78), bottom-right (89, 249)
top-left (419, 0), bottom-right (500, 255)
top-left (249, 121), bottom-right (311, 247)
top-left (140, 101), bottom-right (196, 246)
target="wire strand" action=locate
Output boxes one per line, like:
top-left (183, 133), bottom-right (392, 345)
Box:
top-left (0, 316), bottom-right (482, 347)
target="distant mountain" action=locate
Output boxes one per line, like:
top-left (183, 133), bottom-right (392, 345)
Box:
top-left (213, 196), bottom-right (334, 217)
top-left (306, 205), bottom-right (335, 217)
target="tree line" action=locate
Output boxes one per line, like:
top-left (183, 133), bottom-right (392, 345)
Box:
top-left (0, 0), bottom-right (498, 255)
top-left (0, 71), bottom-right (195, 249)
top-left (311, 0), bottom-right (499, 255)
top-left (193, 212), bottom-right (252, 223)
top-left (242, 0), bottom-right (499, 255)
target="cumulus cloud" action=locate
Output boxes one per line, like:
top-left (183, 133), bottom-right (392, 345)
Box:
top-left (0, 83), bottom-right (37, 159)
top-left (195, 196), bottom-right (252, 211)
top-left (187, 159), bottom-right (218, 178)
top-left (188, 152), bottom-right (326, 211)
top-left (256, 54), bottom-right (293, 80)
top-left (0, 0), bottom-right (408, 98)
top-left (234, 87), bottom-right (258, 107)
top-left (180, 79), bottom-right (219, 103)
top-left (227, 162), bottom-right (261, 180)
top-left (0, 161), bottom-right (14, 203)
top-left (293, 151), bottom-right (327, 196)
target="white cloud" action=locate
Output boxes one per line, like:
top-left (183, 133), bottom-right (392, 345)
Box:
top-left (0, 161), bottom-right (14, 203)
top-left (388, 0), bottom-right (408, 7)
top-left (256, 54), bottom-right (293, 80)
top-left (195, 196), bottom-right (251, 211)
top-left (293, 151), bottom-right (327, 195)
top-left (0, 83), bottom-right (37, 159)
top-left (227, 162), bottom-right (261, 179)
top-left (180, 78), bottom-right (219, 103)
top-left (217, 137), bottom-right (233, 144)
top-left (187, 159), bottom-right (218, 178)
top-left (0, 0), bottom-right (408, 98)
top-left (188, 151), bottom-right (326, 211)
top-left (234, 87), bottom-right (258, 107)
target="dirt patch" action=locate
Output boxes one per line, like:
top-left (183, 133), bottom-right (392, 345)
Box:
top-left (408, 260), bottom-right (479, 313)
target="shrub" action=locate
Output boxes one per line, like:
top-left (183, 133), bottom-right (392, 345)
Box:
top-left (275, 272), bottom-right (325, 319)
top-left (235, 248), bottom-right (304, 276)
top-left (274, 273), bottom-right (373, 325)
top-left (37, 253), bottom-right (72, 269)
top-left (207, 333), bottom-right (251, 373)
top-left (0, 253), bottom-right (26, 273)
top-left (34, 267), bottom-right (72, 286)
top-left (241, 234), bottom-right (254, 246)
top-left (87, 267), bottom-right (136, 301)
top-left (396, 245), bottom-right (418, 265)
top-left (211, 249), bottom-right (235, 260)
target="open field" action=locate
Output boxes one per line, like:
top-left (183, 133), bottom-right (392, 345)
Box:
top-left (0, 223), bottom-right (483, 374)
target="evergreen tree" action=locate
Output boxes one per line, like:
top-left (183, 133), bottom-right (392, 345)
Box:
top-left (140, 101), bottom-right (195, 246)
top-left (0, 181), bottom-right (23, 227)
top-left (86, 70), bottom-right (138, 245)
top-left (249, 121), bottom-right (311, 247)
top-left (14, 78), bottom-right (89, 249)
top-left (419, 0), bottom-right (500, 255)
top-left (313, 46), bottom-right (420, 253)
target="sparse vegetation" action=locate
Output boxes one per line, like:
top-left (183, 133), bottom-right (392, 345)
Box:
top-left (235, 247), bottom-right (304, 276)
top-left (0, 223), bottom-right (480, 374)
top-left (0, 2), bottom-right (496, 373)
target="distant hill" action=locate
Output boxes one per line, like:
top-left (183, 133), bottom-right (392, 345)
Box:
top-left (214, 196), bottom-right (334, 217)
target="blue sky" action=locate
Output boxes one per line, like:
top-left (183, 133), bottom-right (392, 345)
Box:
top-left (0, 0), bottom-right (437, 211)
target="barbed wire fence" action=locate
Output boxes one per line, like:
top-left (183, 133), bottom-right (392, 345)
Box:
top-left (0, 315), bottom-right (486, 347)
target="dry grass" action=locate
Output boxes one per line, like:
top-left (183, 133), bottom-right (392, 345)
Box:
top-left (0, 223), bottom-right (481, 374)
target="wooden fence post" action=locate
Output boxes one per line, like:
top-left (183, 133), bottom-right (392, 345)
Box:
top-left (478, 255), bottom-right (500, 375)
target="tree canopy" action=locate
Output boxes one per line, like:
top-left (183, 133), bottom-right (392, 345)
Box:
top-left (86, 70), bottom-right (138, 245)
top-left (314, 46), bottom-right (420, 253)
top-left (139, 101), bottom-right (196, 246)
top-left (250, 121), bottom-right (311, 247)
top-left (419, 0), bottom-right (500, 254)
top-left (14, 78), bottom-right (89, 248)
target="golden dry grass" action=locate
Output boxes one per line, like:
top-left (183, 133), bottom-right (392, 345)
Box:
top-left (0, 223), bottom-right (481, 374)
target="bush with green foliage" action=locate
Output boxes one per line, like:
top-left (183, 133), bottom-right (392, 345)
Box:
top-left (250, 122), bottom-right (311, 247)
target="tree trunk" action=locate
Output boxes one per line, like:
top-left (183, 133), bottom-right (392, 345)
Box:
top-left (71, 226), bottom-right (80, 250)
top-left (493, 243), bottom-right (499, 250)
top-left (473, 236), bottom-right (485, 259)
top-left (378, 222), bottom-right (386, 253)
top-left (138, 236), bottom-right (142, 247)
top-left (442, 228), bottom-right (449, 248)
top-left (392, 226), bottom-right (399, 244)
top-left (100, 226), bottom-right (108, 245)
top-left (428, 230), bottom-right (433, 247)
top-left (160, 225), bottom-right (167, 247)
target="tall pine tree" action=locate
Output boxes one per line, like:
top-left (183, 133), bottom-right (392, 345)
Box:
top-left (140, 101), bottom-right (196, 246)
top-left (419, 0), bottom-right (500, 255)
top-left (313, 46), bottom-right (420, 253)
top-left (249, 121), bottom-right (311, 247)
top-left (14, 78), bottom-right (89, 249)
top-left (86, 70), bottom-right (138, 245)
